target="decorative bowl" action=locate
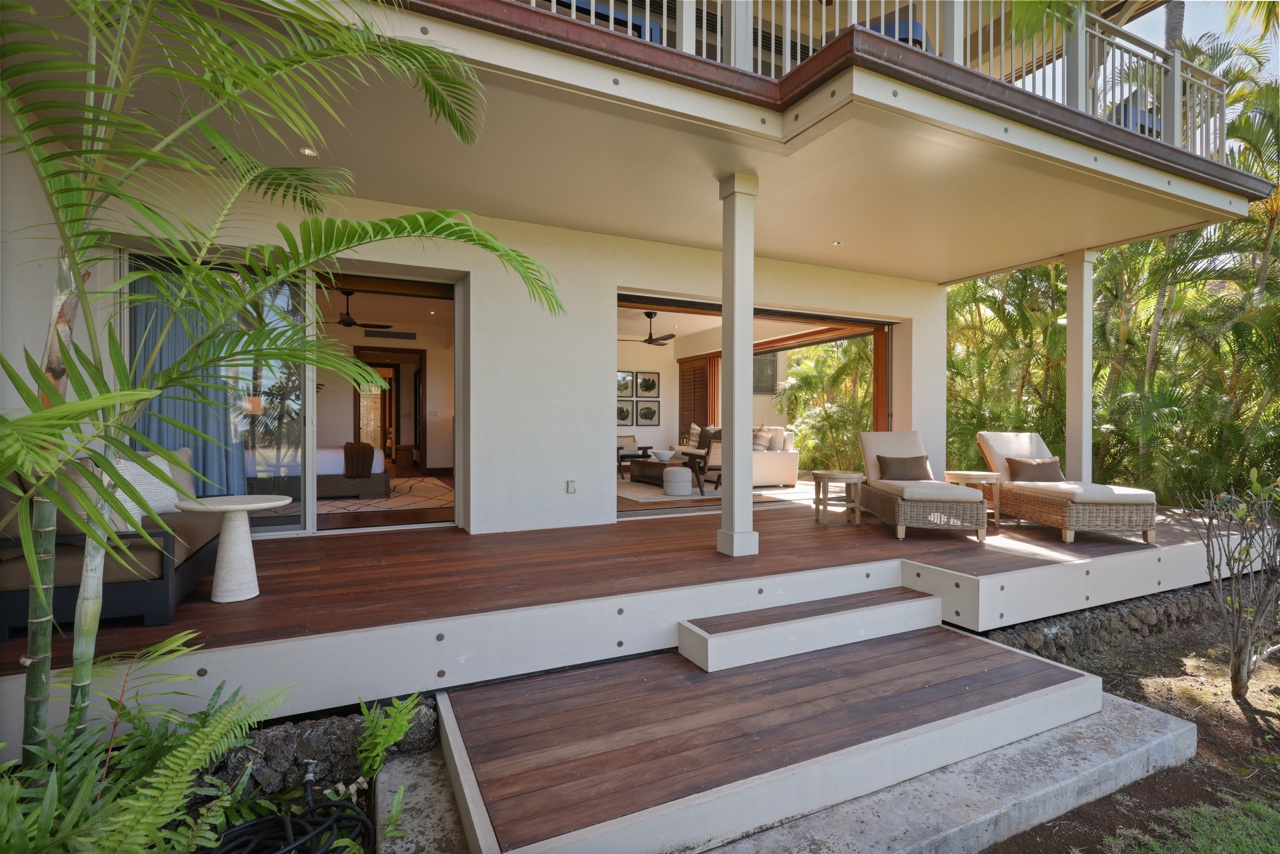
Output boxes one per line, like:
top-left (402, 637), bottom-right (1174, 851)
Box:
top-left (650, 450), bottom-right (676, 462)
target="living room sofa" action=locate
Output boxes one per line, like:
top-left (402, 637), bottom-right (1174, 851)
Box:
top-left (0, 463), bottom-right (220, 642)
top-left (672, 426), bottom-right (799, 488)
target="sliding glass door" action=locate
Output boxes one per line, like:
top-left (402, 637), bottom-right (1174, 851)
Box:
top-left (130, 259), bottom-right (308, 531)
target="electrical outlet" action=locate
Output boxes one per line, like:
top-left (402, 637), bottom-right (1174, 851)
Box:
top-left (566, 480), bottom-right (576, 494)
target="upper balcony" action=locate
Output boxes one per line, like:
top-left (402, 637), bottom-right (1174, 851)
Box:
top-left (490, 0), bottom-right (1228, 163)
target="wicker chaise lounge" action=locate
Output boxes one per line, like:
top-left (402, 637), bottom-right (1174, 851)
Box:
top-left (976, 431), bottom-right (1156, 544)
top-left (858, 431), bottom-right (987, 541)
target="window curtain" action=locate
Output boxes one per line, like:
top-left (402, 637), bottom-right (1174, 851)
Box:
top-left (131, 271), bottom-right (246, 497)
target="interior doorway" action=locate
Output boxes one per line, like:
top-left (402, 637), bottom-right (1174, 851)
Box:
top-left (616, 294), bottom-right (892, 518)
top-left (309, 276), bottom-right (457, 530)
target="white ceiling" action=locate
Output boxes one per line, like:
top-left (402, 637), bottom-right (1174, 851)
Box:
top-left (318, 289), bottom-right (453, 329)
top-left (248, 66), bottom-right (1232, 285)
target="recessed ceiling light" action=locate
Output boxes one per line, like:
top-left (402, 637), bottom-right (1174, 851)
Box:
top-left (299, 146), bottom-right (319, 157)
top-left (831, 240), bottom-right (844, 246)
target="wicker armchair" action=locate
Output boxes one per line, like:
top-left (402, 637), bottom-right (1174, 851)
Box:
top-left (975, 431), bottom-right (1156, 544)
top-left (858, 431), bottom-right (987, 541)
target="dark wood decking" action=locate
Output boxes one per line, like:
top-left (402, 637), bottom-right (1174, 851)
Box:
top-left (689, 587), bottom-right (932, 634)
top-left (448, 627), bottom-right (1083, 851)
top-left (0, 506), bottom-right (1195, 678)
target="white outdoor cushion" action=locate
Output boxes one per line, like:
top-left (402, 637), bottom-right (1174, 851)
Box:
top-left (976, 432), bottom-right (1054, 482)
top-left (766, 426), bottom-right (785, 451)
top-left (859, 431), bottom-right (934, 482)
top-left (871, 480), bottom-right (984, 502)
top-left (1007, 481), bottom-right (1155, 505)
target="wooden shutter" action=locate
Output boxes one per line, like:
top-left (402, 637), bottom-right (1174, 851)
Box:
top-left (678, 355), bottom-right (720, 439)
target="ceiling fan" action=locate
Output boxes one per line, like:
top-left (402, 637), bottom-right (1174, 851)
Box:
top-left (334, 289), bottom-right (392, 330)
top-left (619, 311), bottom-right (676, 346)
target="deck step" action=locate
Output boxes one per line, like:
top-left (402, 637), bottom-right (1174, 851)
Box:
top-left (439, 627), bottom-right (1104, 854)
top-left (677, 587), bottom-right (940, 672)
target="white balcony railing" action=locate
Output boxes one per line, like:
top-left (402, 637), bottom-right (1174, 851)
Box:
top-left (517, 0), bottom-right (1228, 163)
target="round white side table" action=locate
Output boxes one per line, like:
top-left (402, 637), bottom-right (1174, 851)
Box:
top-left (944, 471), bottom-right (1001, 525)
top-left (175, 494), bottom-right (292, 602)
top-left (812, 471), bottom-right (865, 525)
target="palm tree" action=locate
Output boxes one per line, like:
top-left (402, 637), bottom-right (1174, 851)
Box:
top-left (0, 0), bottom-right (561, 761)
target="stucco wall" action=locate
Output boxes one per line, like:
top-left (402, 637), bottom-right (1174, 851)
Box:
top-left (0, 165), bottom-right (946, 534)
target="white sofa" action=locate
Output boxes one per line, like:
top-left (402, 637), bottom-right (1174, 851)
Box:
top-left (672, 426), bottom-right (799, 488)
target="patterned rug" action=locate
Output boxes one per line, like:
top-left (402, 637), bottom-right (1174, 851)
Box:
top-left (618, 477), bottom-right (817, 505)
top-left (255, 477), bottom-right (454, 516)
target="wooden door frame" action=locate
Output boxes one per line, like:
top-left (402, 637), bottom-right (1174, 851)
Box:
top-left (353, 346), bottom-right (428, 459)
top-left (622, 295), bottom-right (893, 432)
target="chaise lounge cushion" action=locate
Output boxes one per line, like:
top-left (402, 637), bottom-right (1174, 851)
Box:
top-left (1008, 481), bottom-right (1155, 505)
top-left (870, 480), bottom-right (984, 502)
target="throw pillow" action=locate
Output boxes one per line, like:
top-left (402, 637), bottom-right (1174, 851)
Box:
top-left (113, 455), bottom-right (182, 523)
top-left (752, 425), bottom-right (771, 451)
top-left (877, 454), bottom-right (931, 481)
top-left (783, 431), bottom-right (795, 451)
top-left (689, 423), bottom-right (701, 447)
top-left (767, 427), bottom-right (785, 451)
top-left (1007, 456), bottom-right (1066, 482)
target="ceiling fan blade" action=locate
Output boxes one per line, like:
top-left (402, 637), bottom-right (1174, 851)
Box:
top-left (648, 340), bottom-right (669, 346)
top-left (358, 322), bottom-right (394, 329)
top-left (617, 338), bottom-right (648, 343)
top-left (651, 333), bottom-right (676, 342)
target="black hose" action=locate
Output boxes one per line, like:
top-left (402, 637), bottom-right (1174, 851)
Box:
top-left (207, 760), bottom-right (375, 853)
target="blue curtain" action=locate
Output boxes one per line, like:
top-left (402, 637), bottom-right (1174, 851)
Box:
top-left (131, 272), bottom-right (246, 497)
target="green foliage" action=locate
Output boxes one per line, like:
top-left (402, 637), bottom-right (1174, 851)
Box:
top-left (638, 376), bottom-right (658, 393)
top-left (1104, 797), bottom-right (1280, 853)
top-left (0, 632), bottom-right (285, 852)
top-left (638, 406), bottom-right (657, 422)
top-left (357, 693), bottom-right (422, 781)
top-left (777, 337), bottom-right (875, 472)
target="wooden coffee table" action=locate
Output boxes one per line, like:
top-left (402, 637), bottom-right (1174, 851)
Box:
top-left (630, 457), bottom-right (684, 487)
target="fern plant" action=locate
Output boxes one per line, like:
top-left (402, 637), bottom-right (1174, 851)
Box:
top-left (0, 632), bottom-right (285, 851)
top-left (357, 693), bottom-right (423, 782)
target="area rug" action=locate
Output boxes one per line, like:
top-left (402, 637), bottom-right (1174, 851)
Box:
top-left (255, 477), bottom-right (455, 516)
top-left (617, 477), bottom-right (818, 505)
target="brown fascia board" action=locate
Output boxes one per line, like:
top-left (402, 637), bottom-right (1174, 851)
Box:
top-left (403, 0), bottom-right (1272, 201)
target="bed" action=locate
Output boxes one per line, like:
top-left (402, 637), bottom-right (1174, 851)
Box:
top-left (245, 446), bottom-right (390, 500)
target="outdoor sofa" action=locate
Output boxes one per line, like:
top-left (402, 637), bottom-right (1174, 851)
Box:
top-left (976, 431), bottom-right (1156, 544)
top-left (0, 453), bottom-right (220, 642)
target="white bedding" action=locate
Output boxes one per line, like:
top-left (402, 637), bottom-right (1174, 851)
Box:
top-left (245, 445), bottom-right (385, 477)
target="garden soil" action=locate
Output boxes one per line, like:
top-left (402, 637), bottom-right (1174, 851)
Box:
top-left (984, 620), bottom-right (1280, 853)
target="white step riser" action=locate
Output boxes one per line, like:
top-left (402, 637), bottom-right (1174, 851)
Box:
top-left (678, 596), bottom-right (942, 672)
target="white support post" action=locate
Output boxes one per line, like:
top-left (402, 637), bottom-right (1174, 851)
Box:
top-left (1162, 50), bottom-right (1183, 149)
top-left (718, 173), bottom-right (760, 558)
top-left (1064, 249), bottom-right (1097, 483)
top-left (725, 0), bottom-right (753, 71)
top-left (1064, 5), bottom-right (1089, 112)
top-left (938, 0), bottom-right (966, 65)
top-left (674, 0), bottom-right (697, 55)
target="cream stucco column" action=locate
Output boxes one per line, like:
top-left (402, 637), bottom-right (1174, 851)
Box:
top-left (718, 173), bottom-right (759, 557)
top-left (1064, 249), bottom-right (1097, 483)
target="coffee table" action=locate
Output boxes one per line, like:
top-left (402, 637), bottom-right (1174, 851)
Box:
top-left (629, 457), bottom-right (685, 487)
top-left (175, 494), bottom-right (292, 602)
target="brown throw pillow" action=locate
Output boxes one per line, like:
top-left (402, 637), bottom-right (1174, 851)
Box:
top-left (1007, 456), bottom-right (1066, 482)
top-left (877, 454), bottom-right (931, 480)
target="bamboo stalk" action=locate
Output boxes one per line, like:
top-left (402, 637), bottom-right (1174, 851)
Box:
top-left (21, 493), bottom-right (57, 765)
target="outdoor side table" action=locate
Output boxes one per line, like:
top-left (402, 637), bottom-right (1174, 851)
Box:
top-left (812, 471), bottom-right (865, 525)
top-left (175, 494), bottom-right (292, 602)
top-left (944, 471), bottom-right (1001, 526)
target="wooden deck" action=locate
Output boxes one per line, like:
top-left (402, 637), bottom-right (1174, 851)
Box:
top-left (0, 506), bottom-right (1196, 678)
top-left (447, 626), bottom-right (1087, 851)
